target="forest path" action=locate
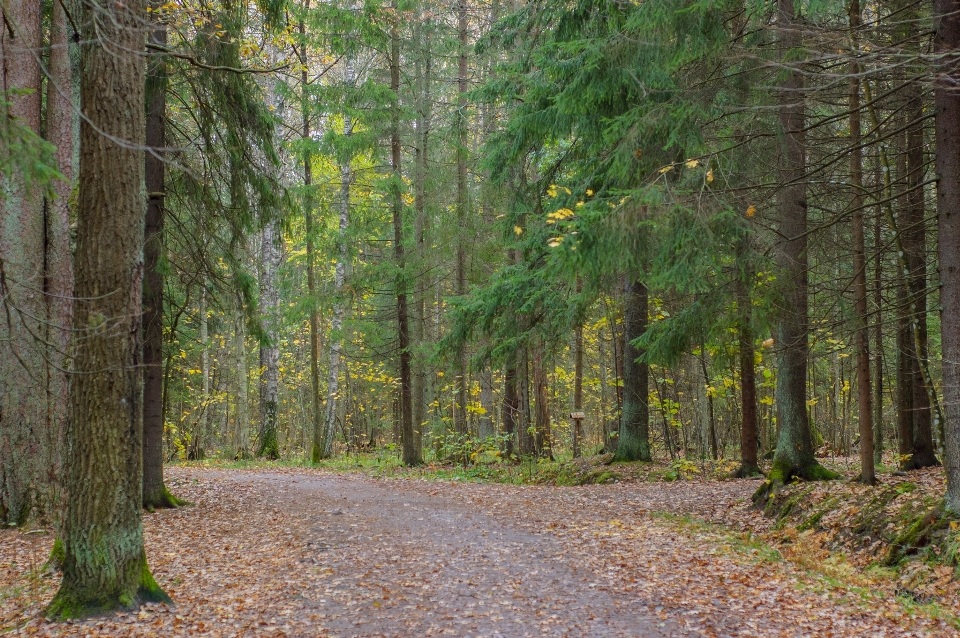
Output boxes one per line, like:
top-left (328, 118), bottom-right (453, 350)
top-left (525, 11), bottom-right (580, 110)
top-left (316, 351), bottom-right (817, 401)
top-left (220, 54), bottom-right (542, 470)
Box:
top-left (4, 467), bottom-right (951, 636)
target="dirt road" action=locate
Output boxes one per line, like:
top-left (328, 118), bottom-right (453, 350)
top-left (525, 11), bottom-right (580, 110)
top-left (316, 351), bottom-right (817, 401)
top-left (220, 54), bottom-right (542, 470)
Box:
top-left (2, 467), bottom-right (952, 636)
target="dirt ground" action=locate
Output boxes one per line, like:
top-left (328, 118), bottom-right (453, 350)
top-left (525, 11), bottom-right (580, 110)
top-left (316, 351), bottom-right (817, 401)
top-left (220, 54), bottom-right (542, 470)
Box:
top-left (1, 467), bottom-right (955, 636)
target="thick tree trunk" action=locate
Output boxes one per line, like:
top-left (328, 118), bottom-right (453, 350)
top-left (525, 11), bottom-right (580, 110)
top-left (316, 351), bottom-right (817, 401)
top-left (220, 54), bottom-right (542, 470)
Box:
top-left (516, 348), bottom-right (535, 456)
top-left (391, 12), bottom-right (418, 466)
top-left (143, 21), bottom-right (178, 510)
top-left (47, 0), bottom-right (170, 615)
top-left (760, 0), bottom-right (834, 496)
top-left (258, 222), bottom-right (281, 459)
top-left (934, 0), bottom-right (960, 512)
top-left (0, 0), bottom-right (46, 526)
top-left (615, 278), bottom-right (651, 462)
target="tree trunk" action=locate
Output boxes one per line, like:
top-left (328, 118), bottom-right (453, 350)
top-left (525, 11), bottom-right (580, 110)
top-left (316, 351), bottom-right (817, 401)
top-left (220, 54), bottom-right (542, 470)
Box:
top-left (143, 20), bottom-right (179, 510)
top-left (317, 62), bottom-right (354, 462)
top-left (47, 0), bottom-right (170, 615)
top-left (516, 347), bottom-right (535, 456)
top-left (873, 213), bottom-right (884, 466)
top-left (42, 0), bottom-right (75, 521)
top-left (759, 0), bottom-right (834, 496)
top-left (849, 0), bottom-right (875, 484)
top-left (234, 310), bottom-right (250, 459)
top-left (412, 9), bottom-right (432, 458)
top-left (257, 221), bottom-right (281, 459)
top-left (735, 270), bottom-right (759, 476)
top-left (502, 358), bottom-right (518, 459)
top-left (573, 318), bottom-right (584, 459)
top-left (391, 11), bottom-right (418, 466)
top-left (299, 9), bottom-right (323, 466)
top-left (0, 0), bottom-right (46, 526)
top-left (901, 75), bottom-right (939, 469)
top-left (479, 364), bottom-right (495, 439)
top-left (934, 0), bottom-right (960, 512)
top-left (454, 0), bottom-right (470, 442)
top-left (532, 344), bottom-right (552, 459)
top-left (615, 278), bottom-right (651, 462)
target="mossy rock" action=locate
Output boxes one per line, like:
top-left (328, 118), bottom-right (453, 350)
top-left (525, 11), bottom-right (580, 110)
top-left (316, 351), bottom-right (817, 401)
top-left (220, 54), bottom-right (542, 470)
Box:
top-left (885, 499), bottom-right (951, 566)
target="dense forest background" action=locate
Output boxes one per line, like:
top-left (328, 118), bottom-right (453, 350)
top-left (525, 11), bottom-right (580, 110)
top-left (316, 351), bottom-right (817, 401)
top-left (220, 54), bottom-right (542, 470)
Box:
top-left (6, 0), bottom-right (960, 613)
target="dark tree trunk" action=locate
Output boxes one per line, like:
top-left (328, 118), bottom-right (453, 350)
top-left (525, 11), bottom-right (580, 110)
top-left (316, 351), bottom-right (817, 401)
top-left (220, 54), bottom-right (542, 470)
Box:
top-left (391, 10), bottom-right (419, 466)
top-left (532, 345), bottom-right (552, 459)
top-left (934, 0), bottom-right (960, 512)
top-left (901, 75), bottom-right (939, 469)
top-left (615, 278), bottom-right (651, 462)
top-left (759, 0), bottom-right (834, 497)
top-left (143, 20), bottom-right (178, 511)
top-left (48, 0), bottom-right (170, 616)
top-left (454, 0), bottom-right (469, 442)
top-left (849, 0), bottom-right (875, 484)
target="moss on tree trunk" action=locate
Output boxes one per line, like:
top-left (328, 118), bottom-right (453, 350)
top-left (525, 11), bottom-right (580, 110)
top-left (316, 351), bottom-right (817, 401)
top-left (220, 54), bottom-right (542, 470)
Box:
top-left (47, 0), bottom-right (169, 618)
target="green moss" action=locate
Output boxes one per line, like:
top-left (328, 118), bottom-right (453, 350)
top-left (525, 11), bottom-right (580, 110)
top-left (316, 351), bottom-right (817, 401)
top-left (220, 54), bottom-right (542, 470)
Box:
top-left (47, 538), bottom-right (65, 571)
top-left (885, 500), bottom-right (949, 566)
top-left (138, 562), bottom-right (172, 604)
top-left (143, 485), bottom-right (186, 512)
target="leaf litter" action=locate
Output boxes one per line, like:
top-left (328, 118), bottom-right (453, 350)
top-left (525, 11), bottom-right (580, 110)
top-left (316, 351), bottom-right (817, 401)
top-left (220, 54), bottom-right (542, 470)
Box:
top-left (1, 466), bottom-right (955, 636)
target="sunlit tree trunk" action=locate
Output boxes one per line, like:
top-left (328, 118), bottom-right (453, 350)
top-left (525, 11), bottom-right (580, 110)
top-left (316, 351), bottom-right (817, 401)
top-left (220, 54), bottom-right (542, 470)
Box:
top-left (47, 0), bottom-right (170, 614)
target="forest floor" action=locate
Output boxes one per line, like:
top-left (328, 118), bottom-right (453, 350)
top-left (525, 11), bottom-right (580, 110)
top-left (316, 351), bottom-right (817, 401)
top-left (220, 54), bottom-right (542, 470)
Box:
top-left (2, 461), bottom-right (959, 636)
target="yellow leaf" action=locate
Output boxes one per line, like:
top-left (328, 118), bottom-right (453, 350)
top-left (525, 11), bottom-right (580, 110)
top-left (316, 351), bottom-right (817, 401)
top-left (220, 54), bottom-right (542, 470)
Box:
top-left (762, 337), bottom-right (775, 347)
top-left (746, 205), bottom-right (756, 217)
top-left (685, 158), bottom-right (699, 169)
top-left (658, 165), bottom-right (673, 174)
top-left (514, 226), bottom-right (523, 235)
top-left (707, 168), bottom-right (714, 183)
top-left (586, 189), bottom-right (594, 196)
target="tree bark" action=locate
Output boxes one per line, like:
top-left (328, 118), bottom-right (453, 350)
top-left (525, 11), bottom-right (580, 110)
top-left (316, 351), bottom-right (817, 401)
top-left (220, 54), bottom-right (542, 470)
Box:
top-left (42, 0), bottom-right (75, 522)
top-left (299, 9), bottom-right (323, 465)
top-left (317, 62), bottom-right (354, 462)
top-left (143, 18), bottom-right (178, 510)
top-left (849, 0), bottom-right (875, 484)
top-left (257, 221), bottom-right (281, 459)
top-left (391, 10), bottom-right (418, 466)
top-left (615, 278), bottom-right (651, 462)
top-left (735, 270), bottom-right (759, 476)
top-left (532, 344), bottom-right (552, 459)
top-left (454, 0), bottom-right (469, 442)
top-left (47, 0), bottom-right (170, 615)
top-left (573, 317), bottom-right (584, 459)
top-left (759, 0), bottom-right (834, 496)
top-left (934, 0), bottom-right (960, 512)
top-left (0, 0), bottom-right (46, 526)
